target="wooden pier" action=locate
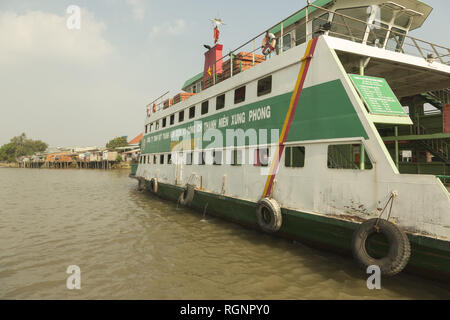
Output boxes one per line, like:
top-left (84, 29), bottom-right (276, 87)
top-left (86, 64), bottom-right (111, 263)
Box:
top-left (19, 160), bottom-right (117, 170)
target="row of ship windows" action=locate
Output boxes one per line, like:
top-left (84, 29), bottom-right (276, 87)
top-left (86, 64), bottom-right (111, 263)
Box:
top-left (139, 144), bottom-right (373, 170)
top-left (144, 76), bottom-right (273, 134)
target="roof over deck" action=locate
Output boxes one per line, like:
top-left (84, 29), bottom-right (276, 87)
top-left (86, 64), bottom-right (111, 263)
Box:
top-left (182, 72), bottom-right (203, 91)
top-left (269, 0), bottom-right (432, 34)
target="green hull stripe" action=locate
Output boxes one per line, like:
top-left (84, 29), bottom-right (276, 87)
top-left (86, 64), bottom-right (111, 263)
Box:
top-left (286, 79), bottom-right (369, 142)
top-left (142, 79), bottom-right (368, 154)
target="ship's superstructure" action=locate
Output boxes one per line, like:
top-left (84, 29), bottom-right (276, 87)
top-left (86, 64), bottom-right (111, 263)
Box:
top-left (132, 0), bottom-right (450, 281)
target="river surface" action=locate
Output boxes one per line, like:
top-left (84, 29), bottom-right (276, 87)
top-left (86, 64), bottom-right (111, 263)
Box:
top-left (0, 168), bottom-right (449, 299)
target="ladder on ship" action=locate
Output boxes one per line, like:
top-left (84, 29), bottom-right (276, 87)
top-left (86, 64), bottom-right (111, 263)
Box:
top-left (420, 88), bottom-right (450, 110)
top-left (414, 138), bottom-right (450, 164)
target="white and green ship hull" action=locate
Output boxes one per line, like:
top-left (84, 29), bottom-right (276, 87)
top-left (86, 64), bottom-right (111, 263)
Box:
top-left (132, 33), bottom-right (450, 281)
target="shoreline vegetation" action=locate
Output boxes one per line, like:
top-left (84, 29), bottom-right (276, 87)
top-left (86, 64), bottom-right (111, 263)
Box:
top-left (0, 134), bottom-right (139, 171)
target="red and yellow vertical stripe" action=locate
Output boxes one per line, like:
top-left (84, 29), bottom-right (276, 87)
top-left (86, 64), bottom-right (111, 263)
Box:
top-left (262, 37), bottom-right (318, 198)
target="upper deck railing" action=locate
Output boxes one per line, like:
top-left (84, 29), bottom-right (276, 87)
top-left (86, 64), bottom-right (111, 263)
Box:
top-left (146, 3), bottom-right (450, 117)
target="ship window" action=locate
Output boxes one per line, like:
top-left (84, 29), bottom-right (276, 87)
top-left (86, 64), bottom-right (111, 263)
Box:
top-left (257, 76), bottom-right (272, 97)
top-left (234, 86), bottom-right (246, 104)
top-left (285, 146), bottom-right (305, 168)
top-left (160, 154), bottom-right (164, 164)
top-left (201, 101), bottom-right (209, 115)
top-left (282, 33), bottom-right (292, 52)
top-left (150, 123), bottom-right (154, 132)
top-left (189, 106), bottom-right (196, 119)
top-left (327, 144), bottom-right (373, 170)
top-left (153, 155), bottom-right (157, 164)
top-left (216, 94), bottom-right (225, 110)
top-left (386, 27), bottom-right (406, 52)
top-left (394, 13), bottom-right (411, 28)
top-left (155, 122), bottom-right (160, 130)
top-left (213, 150), bottom-right (222, 165)
top-left (379, 7), bottom-right (394, 23)
top-left (162, 118), bottom-right (167, 128)
top-left (231, 149), bottom-right (242, 166)
top-left (366, 21), bottom-right (389, 48)
top-left (145, 125), bottom-right (148, 134)
top-left (170, 114), bottom-right (175, 125)
top-left (179, 110), bottom-right (185, 123)
top-left (312, 13), bottom-right (330, 38)
top-left (295, 21), bottom-right (307, 46)
top-left (168, 153), bottom-right (172, 164)
top-left (185, 152), bottom-right (192, 165)
top-left (330, 7), bottom-right (371, 43)
top-left (254, 148), bottom-right (269, 167)
top-left (198, 151), bottom-right (206, 165)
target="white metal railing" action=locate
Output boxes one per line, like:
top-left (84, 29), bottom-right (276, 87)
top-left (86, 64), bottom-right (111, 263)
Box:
top-left (145, 3), bottom-right (450, 117)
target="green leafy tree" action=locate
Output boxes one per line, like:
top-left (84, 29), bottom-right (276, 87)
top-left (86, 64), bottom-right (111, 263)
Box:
top-left (0, 143), bottom-right (18, 162)
top-left (0, 133), bottom-right (48, 162)
top-left (106, 136), bottom-right (128, 149)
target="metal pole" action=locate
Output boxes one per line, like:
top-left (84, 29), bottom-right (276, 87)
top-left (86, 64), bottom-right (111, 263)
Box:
top-left (252, 40), bottom-right (255, 66)
top-left (230, 52), bottom-right (233, 77)
top-left (306, 1), bottom-right (309, 41)
top-left (395, 126), bottom-right (399, 169)
top-left (359, 60), bottom-right (366, 170)
top-left (280, 22), bottom-right (284, 54)
top-left (360, 144), bottom-right (365, 170)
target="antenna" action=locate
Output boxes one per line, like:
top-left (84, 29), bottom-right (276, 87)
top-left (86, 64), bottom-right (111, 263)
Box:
top-left (210, 18), bottom-right (226, 44)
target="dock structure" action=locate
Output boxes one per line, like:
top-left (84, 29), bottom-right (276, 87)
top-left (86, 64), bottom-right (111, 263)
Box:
top-left (19, 159), bottom-right (118, 170)
top-left (18, 149), bottom-right (125, 170)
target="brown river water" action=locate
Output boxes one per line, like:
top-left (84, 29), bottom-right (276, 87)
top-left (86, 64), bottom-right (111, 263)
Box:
top-left (0, 168), bottom-right (449, 299)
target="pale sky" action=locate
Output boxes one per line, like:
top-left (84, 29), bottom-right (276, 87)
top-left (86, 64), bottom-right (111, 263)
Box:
top-left (0, 0), bottom-right (449, 148)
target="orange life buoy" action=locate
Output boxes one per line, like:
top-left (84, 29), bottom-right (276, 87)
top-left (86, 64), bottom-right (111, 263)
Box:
top-left (262, 32), bottom-right (276, 56)
top-left (152, 103), bottom-right (156, 113)
top-left (146, 105), bottom-right (150, 117)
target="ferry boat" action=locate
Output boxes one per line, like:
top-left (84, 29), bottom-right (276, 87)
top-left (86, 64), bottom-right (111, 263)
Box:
top-left (131, 0), bottom-right (450, 282)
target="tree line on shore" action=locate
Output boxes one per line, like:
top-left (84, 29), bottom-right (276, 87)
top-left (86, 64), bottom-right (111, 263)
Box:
top-left (0, 133), bottom-right (48, 163)
top-left (0, 134), bottom-right (132, 163)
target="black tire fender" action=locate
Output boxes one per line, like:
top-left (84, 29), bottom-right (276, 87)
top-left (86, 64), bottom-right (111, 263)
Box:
top-left (352, 218), bottom-right (411, 276)
top-left (137, 177), bottom-right (145, 191)
top-left (256, 198), bottom-right (282, 233)
top-left (150, 178), bottom-right (158, 193)
top-left (179, 184), bottom-right (195, 206)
